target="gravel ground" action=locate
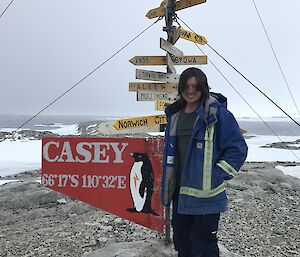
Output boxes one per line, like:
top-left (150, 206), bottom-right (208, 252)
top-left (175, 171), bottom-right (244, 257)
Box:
top-left (219, 162), bottom-right (300, 257)
top-left (0, 162), bottom-right (299, 257)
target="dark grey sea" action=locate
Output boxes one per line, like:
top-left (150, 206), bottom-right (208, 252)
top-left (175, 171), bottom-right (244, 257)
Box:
top-left (0, 114), bottom-right (299, 136)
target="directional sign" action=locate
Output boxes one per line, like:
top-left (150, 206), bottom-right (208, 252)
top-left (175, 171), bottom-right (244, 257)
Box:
top-left (174, 0), bottom-right (206, 12)
top-left (146, 0), bottom-right (206, 19)
top-left (173, 55), bottom-right (208, 65)
top-left (170, 28), bottom-right (180, 45)
top-left (146, 2), bottom-right (166, 19)
top-left (97, 121), bottom-right (162, 135)
top-left (129, 82), bottom-right (177, 92)
top-left (178, 27), bottom-right (208, 45)
top-left (167, 53), bottom-right (176, 74)
top-left (136, 69), bottom-right (179, 83)
top-left (129, 56), bottom-right (167, 66)
top-left (146, 6), bottom-right (164, 19)
top-left (155, 100), bottom-right (175, 111)
top-left (113, 115), bottom-right (167, 131)
top-left (160, 38), bottom-right (183, 56)
top-left (137, 91), bottom-right (177, 101)
top-left (130, 55), bottom-right (207, 66)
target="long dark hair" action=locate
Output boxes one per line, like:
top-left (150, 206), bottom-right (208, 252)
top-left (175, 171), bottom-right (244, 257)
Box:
top-left (178, 67), bottom-right (210, 101)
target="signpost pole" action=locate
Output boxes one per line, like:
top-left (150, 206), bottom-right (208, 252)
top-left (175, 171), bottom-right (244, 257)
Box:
top-left (164, 0), bottom-right (176, 244)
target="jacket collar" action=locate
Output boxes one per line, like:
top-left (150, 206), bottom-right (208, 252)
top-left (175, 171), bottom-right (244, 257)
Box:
top-left (165, 95), bottom-right (218, 121)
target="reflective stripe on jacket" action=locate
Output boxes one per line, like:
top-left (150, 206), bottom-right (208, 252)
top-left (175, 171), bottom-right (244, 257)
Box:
top-left (161, 92), bottom-right (248, 215)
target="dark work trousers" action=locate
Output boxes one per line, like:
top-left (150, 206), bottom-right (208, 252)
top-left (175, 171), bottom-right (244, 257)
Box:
top-left (172, 188), bottom-right (220, 257)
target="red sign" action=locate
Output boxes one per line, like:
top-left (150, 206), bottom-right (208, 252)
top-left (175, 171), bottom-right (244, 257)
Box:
top-left (42, 136), bottom-right (165, 233)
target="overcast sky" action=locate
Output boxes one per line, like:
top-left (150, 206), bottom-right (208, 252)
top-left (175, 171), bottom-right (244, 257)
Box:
top-left (0, 0), bottom-right (299, 118)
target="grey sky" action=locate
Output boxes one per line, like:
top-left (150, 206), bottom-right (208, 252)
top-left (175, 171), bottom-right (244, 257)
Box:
top-left (0, 0), bottom-right (299, 118)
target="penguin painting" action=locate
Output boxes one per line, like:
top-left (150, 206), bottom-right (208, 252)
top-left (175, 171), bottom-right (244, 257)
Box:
top-left (127, 152), bottom-right (158, 216)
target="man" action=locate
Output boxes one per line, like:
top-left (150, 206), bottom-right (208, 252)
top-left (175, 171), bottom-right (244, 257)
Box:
top-left (161, 67), bottom-right (248, 257)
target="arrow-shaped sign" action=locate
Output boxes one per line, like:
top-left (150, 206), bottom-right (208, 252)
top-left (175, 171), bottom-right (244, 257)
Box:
top-left (160, 38), bottom-right (184, 56)
top-left (136, 69), bottom-right (179, 83)
top-left (155, 100), bottom-right (175, 111)
top-left (178, 27), bottom-right (208, 45)
top-left (113, 115), bottom-right (167, 130)
top-left (174, 0), bottom-right (206, 12)
top-left (129, 55), bottom-right (207, 66)
top-left (146, 0), bottom-right (206, 19)
top-left (137, 91), bottom-right (178, 101)
top-left (129, 82), bottom-right (177, 92)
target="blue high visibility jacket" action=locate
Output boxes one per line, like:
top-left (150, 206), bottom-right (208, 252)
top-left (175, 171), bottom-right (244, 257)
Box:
top-left (161, 92), bottom-right (248, 215)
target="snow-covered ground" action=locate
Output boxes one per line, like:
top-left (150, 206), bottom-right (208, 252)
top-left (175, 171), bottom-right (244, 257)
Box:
top-left (0, 140), bottom-right (41, 176)
top-left (39, 124), bottom-right (80, 135)
top-left (0, 124), bottom-right (80, 136)
top-left (0, 125), bottom-right (300, 179)
top-left (0, 124), bottom-right (79, 177)
top-left (237, 117), bottom-right (300, 122)
top-left (276, 165), bottom-right (300, 179)
top-left (245, 135), bottom-right (300, 162)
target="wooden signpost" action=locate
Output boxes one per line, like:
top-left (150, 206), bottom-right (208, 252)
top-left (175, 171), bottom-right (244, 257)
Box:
top-left (146, 0), bottom-right (206, 19)
top-left (177, 27), bottom-right (208, 45)
top-left (160, 38), bottom-right (183, 56)
top-left (137, 91), bottom-right (177, 101)
top-left (155, 100), bottom-right (175, 111)
top-left (113, 115), bottom-right (167, 131)
top-left (136, 69), bottom-right (179, 83)
top-left (129, 82), bottom-right (177, 92)
top-left (129, 55), bottom-right (208, 66)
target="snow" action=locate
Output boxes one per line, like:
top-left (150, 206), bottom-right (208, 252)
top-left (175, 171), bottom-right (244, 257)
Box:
top-left (0, 180), bottom-right (19, 186)
top-left (0, 140), bottom-right (41, 177)
top-left (1, 130), bottom-right (300, 178)
top-left (0, 124), bottom-right (80, 177)
top-left (48, 124), bottom-right (80, 135)
top-left (276, 166), bottom-right (300, 179)
top-left (237, 117), bottom-right (300, 122)
top-left (287, 144), bottom-right (300, 148)
top-left (0, 128), bottom-right (29, 132)
top-left (0, 124), bottom-right (79, 135)
top-left (245, 135), bottom-right (300, 162)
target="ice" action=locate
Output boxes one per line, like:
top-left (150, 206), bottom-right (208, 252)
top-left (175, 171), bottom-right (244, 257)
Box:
top-left (245, 135), bottom-right (300, 162)
top-left (276, 166), bottom-right (300, 179)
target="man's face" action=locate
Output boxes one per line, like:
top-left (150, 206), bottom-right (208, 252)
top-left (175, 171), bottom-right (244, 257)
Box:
top-left (182, 76), bottom-right (202, 104)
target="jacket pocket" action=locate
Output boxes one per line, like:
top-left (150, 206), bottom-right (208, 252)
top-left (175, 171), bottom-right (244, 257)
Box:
top-left (212, 165), bottom-right (225, 188)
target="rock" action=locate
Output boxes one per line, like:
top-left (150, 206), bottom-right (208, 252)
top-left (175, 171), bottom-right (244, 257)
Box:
top-left (57, 198), bottom-right (68, 204)
top-left (226, 180), bottom-right (249, 191)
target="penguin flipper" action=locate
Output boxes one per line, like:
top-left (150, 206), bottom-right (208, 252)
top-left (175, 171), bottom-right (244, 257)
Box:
top-left (139, 180), bottom-right (147, 197)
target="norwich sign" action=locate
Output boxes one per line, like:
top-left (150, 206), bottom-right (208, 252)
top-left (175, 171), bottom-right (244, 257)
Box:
top-left (113, 115), bottom-right (167, 131)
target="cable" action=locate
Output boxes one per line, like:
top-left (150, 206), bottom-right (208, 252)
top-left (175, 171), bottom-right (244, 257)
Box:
top-left (0, 0), bottom-right (14, 19)
top-left (174, 16), bottom-right (300, 162)
top-left (252, 0), bottom-right (300, 117)
top-left (175, 15), bottom-right (300, 128)
top-left (12, 17), bottom-right (162, 133)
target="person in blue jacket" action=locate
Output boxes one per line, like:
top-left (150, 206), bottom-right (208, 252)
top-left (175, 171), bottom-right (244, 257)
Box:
top-left (161, 67), bottom-right (248, 257)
